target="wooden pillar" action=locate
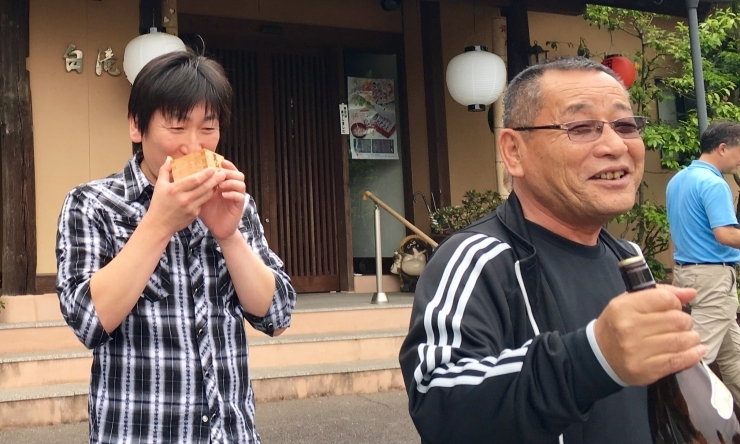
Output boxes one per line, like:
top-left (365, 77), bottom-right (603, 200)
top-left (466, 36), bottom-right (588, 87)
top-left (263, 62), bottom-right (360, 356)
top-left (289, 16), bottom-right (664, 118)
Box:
top-left (0, 0), bottom-right (37, 295)
top-left (401, 0), bottom-right (432, 232)
top-left (502, 1), bottom-right (530, 81)
top-left (420, 1), bottom-right (451, 209)
top-left (162, 0), bottom-right (178, 35)
top-left (492, 14), bottom-right (510, 198)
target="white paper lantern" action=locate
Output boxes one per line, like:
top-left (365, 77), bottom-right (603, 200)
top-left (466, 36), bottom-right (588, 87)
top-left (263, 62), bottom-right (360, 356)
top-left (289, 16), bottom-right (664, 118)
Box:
top-left (123, 27), bottom-right (187, 85)
top-left (446, 46), bottom-right (507, 112)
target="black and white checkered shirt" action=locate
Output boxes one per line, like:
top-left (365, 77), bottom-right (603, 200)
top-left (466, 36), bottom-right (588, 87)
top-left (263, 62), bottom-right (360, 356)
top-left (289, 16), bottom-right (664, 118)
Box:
top-left (56, 155), bottom-right (296, 444)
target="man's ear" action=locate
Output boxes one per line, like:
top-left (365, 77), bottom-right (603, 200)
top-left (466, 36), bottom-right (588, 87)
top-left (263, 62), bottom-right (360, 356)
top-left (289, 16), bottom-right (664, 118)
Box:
top-left (717, 142), bottom-right (728, 156)
top-left (499, 128), bottom-right (526, 178)
top-left (129, 116), bottom-right (142, 143)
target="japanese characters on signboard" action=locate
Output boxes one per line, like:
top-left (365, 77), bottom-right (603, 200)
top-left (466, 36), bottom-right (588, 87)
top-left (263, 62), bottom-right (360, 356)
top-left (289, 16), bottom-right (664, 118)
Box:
top-left (63, 44), bottom-right (121, 77)
top-left (347, 77), bottom-right (398, 160)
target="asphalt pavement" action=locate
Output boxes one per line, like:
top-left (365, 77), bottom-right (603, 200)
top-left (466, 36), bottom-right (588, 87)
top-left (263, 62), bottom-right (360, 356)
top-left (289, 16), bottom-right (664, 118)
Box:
top-left (0, 390), bottom-right (420, 444)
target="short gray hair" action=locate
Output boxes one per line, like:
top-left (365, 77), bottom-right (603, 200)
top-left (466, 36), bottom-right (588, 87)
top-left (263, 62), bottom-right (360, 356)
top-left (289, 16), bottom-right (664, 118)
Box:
top-left (502, 57), bottom-right (627, 129)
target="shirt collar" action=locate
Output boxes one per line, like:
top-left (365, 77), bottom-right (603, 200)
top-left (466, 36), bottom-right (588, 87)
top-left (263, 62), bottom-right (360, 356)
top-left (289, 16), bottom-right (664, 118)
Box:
top-left (690, 159), bottom-right (722, 177)
top-left (123, 151), bottom-right (154, 202)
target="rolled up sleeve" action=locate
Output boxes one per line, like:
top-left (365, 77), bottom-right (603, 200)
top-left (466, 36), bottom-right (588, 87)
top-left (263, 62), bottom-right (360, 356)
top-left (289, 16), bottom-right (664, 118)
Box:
top-left (238, 194), bottom-right (296, 335)
top-left (55, 188), bottom-right (112, 349)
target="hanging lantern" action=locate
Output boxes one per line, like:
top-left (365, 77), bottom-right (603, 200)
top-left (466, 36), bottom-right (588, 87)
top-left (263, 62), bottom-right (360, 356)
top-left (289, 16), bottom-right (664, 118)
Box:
top-left (601, 54), bottom-right (636, 88)
top-left (123, 27), bottom-right (187, 85)
top-left (446, 46), bottom-right (507, 112)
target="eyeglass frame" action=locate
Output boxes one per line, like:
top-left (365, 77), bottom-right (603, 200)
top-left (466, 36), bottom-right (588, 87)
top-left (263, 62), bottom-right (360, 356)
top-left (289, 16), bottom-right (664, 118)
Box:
top-left (511, 116), bottom-right (647, 143)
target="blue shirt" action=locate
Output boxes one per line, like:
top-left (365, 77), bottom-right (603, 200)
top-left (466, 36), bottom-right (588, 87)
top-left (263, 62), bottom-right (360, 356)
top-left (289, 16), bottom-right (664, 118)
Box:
top-left (666, 160), bottom-right (740, 264)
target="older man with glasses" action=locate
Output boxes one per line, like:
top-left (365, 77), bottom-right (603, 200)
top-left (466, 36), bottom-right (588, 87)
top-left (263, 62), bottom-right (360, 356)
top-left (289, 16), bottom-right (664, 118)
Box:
top-left (667, 120), bottom-right (740, 410)
top-left (399, 56), bottom-right (703, 444)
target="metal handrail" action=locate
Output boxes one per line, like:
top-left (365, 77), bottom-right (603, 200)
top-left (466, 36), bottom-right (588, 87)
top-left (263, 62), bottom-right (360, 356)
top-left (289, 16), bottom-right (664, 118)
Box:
top-left (362, 191), bottom-right (439, 248)
top-left (363, 191), bottom-right (439, 304)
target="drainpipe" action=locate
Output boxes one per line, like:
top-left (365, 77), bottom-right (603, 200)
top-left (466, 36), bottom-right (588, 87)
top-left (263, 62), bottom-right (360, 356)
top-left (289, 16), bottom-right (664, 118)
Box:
top-left (686, 0), bottom-right (708, 135)
top-left (492, 14), bottom-right (509, 197)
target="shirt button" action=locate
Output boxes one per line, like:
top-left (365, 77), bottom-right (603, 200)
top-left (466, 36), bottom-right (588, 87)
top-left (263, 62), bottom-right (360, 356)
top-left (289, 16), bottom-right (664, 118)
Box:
top-left (198, 328), bottom-right (204, 335)
top-left (202, 415), bottom-right (209, 423)
top-left (205, 370), bottom-right (210, 377)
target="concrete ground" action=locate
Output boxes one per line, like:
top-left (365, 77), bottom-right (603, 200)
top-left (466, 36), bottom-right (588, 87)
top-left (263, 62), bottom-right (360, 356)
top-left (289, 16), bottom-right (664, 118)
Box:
top-left (0, 390), bottom-right (420, 444)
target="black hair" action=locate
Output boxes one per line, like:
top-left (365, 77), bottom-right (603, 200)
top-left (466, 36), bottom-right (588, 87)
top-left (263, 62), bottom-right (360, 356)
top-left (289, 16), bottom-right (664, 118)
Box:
top-left (700, 120), bottom-right (740, 154)
top-left (127, 49), bottom-right (232, 155)
top-left (503, 56), bottom-right (627, 129)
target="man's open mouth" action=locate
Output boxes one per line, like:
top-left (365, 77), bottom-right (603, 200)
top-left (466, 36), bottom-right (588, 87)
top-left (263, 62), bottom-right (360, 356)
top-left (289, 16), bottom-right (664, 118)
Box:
top-left (594, 170), bottom-right (626, 180)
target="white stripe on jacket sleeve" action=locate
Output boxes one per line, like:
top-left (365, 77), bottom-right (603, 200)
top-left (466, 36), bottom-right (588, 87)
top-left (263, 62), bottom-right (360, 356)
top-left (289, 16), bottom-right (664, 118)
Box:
top-left (414, 235), bottom-right (525, 394)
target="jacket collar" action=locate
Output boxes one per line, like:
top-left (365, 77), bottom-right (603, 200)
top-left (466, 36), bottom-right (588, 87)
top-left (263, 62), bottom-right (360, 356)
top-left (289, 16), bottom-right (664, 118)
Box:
top-left (495, 191), bottom-right (638, 262)
top-left (487, 191), bottom-right (639, 333)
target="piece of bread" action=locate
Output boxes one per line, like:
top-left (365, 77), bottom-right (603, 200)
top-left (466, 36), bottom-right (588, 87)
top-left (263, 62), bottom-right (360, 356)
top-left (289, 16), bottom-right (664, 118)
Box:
top-left (170, 149), bottom-right (225, 181)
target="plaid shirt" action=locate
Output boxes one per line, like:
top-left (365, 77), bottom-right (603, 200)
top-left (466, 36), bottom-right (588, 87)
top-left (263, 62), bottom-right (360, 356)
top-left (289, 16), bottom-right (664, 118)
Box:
top-left (56, 155), bottom-right (296, 444)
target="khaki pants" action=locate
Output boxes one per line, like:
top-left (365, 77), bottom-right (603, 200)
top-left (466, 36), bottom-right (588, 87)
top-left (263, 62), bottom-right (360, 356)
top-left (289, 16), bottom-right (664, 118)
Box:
top-left (674, 264), bottom-right (740, 407)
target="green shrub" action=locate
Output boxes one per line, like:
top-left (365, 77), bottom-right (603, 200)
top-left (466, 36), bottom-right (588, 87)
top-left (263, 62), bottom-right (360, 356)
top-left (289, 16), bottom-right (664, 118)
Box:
top-left (430, 190), bottom-right (505, 235)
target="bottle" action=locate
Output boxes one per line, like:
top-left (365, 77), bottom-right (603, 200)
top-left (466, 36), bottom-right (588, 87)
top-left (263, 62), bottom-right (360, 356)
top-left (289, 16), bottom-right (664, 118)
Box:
top-left (619, 256), bottom-right (740, 444)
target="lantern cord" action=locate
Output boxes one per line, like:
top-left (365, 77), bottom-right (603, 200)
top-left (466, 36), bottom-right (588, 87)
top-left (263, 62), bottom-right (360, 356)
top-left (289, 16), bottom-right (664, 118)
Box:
top-left (464, 7), bottom-right (478, 48)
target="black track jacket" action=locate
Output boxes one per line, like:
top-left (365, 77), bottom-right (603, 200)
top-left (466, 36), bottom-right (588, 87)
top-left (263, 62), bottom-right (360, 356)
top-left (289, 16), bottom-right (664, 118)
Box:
top-left (399, 192), bottom-right (642, 444)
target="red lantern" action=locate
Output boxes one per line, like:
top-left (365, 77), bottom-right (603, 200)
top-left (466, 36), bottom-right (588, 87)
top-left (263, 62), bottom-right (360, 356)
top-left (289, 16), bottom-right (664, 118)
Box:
top-left (601, 55), bottom-right (636, 88)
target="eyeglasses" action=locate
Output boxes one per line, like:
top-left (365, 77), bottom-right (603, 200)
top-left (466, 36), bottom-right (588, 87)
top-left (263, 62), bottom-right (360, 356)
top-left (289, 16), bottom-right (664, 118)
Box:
top-left (512, 116), bottom-right (647, 142)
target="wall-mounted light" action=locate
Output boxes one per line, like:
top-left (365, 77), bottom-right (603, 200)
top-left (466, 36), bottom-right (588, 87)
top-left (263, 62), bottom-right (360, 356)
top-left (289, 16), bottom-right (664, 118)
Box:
top-left (445, 46), bottom-right (507, 112)
top-left (380, 0), bottom-right (401, 12)
top-left (528, 41), bottom-right (548, 66)
top-left (123, 27), bottom-right (186, 85)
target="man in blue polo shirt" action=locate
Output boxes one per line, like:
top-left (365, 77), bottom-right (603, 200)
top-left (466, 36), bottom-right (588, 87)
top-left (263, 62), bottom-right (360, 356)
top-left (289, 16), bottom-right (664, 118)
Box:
top-left (667, 120), bottom-right (740, 407)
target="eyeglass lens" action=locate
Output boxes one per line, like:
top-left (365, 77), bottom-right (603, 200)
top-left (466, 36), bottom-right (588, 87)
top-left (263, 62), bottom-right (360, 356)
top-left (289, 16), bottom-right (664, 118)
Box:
top-left (566, 117), bottom-right (645, 142)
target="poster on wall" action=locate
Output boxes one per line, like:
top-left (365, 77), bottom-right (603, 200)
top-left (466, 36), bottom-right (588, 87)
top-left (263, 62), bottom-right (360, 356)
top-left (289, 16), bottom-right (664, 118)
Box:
top-left (347, 77), bottom-right (398, 160)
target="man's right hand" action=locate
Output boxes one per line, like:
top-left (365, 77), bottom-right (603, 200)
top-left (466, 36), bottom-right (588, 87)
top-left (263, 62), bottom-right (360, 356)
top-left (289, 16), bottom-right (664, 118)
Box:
top-left (594, 285), bottom-right (705, 386)
top-left (146, 156), bottom-right (227, 237)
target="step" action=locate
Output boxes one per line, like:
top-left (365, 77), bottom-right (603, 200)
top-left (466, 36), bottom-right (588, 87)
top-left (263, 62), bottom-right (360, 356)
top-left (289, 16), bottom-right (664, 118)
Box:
top-left (249, 329), bottom-right (408, 368)
top-left (0, 293), bottom-right (412, 325)
top-left (0, 349), bottom-right (92, 390)
top-left (0, 322), bottom-right (84, 354)
top-left (0, 294), bottom-right (62, 324)
top-left (251, 358), bottom-right (404, 401)
top-left (248, 305), bottom-right (412, 337)
top-left (0, 305), bottom-right (412, 354)
top-left (0, 382), bottom-right (89, 431)
top-left (0, 361), bottom-right (404, 431)
top-left (0, 330), bottom-right (408, 389)
top-left (0, 293), bottom-right (412, 431)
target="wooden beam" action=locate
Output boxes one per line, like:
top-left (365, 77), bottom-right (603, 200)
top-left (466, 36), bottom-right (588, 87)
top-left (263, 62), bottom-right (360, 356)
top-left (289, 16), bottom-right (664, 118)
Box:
top-left (0, 0), bottom-right (37, 295)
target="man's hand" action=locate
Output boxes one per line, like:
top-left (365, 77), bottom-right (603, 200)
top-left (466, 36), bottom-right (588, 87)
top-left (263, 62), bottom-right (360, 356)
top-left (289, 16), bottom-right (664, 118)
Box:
top-left (146, 156), bottom-right (226, 238)
top-left (199, 160), bottom-right (247, 241)
top-left (594, 285), bottom-right (705, 386)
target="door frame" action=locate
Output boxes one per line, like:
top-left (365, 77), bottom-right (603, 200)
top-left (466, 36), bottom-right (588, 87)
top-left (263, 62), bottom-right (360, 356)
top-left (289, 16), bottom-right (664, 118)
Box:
top-left (178, 14), bottom-right (408, 292)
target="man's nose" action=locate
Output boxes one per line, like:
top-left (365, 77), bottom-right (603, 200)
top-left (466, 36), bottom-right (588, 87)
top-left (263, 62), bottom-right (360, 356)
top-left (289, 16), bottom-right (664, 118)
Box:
top-left (181, 130), bottom-right (203, 154)
top-left (595, 123), bottom-right (630, 156)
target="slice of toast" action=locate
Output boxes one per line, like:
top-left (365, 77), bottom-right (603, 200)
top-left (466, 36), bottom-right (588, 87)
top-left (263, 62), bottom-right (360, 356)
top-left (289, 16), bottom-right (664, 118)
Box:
top-left (170, 149), bottom-right (225, 181)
